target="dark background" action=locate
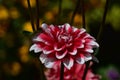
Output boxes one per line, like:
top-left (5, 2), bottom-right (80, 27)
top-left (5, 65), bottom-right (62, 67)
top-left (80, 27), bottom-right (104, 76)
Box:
top-left (0, 0), bottom-right (120, 80)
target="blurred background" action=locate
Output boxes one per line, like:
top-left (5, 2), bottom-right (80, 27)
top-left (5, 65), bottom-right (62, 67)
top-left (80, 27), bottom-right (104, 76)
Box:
top-left (0, 0), bottom-right (120, 80)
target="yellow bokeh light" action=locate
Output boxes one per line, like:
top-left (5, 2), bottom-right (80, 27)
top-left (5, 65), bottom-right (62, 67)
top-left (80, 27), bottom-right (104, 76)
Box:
top-left (9, 7), bottom-right (20, 19)
top-left (74, 14), bottom-right (82, 24)
top-left (23, 21), bottom-right (33, 32)
top-left (45, 11), bottom-right (54, 22)
top-left (19, 45), bottom-right (29, 55)
top-left (11, 62), bottom-right (21, 76)
top-left (0, 6), bottom-right (9, 20)
top-left (19, 45), bottom-right (30, 63)
top-left (21, 0), bottom-right (36, 8)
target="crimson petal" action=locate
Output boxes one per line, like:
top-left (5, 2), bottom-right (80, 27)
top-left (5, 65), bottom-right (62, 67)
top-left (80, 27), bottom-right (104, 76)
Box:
top-left (56, 50), bottom-right (67, 59)
top-left (63, 57), bottom-right (74, 70)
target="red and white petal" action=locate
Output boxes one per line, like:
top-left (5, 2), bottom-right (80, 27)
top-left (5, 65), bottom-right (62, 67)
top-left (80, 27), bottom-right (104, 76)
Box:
top-left (87, 40), bottom-right (99, 47)
top-left (84, 54), bottom-right (92, 61)
top-left (33, 36), bottom-right (44, 42)
top-left (65, 23), bottom-right (71, 31)
top-left (79, 28), bottom-right (86, 34)
top-left (64, 75), bottom-right (71, 79)
top-left (54, 44), bottom-right (66, 51)
top-left (43, 50), bottom-right (54, 54)
top-left (74, 41), bottom-right (84, 49)
top-left (85, 49), bottom-right (93, 53)
top-left (83, 34), bottom-right (94, 40)
top-left (76, 28), bottom-right (86, 38)
top-left (43, 46), bottom-right (54, 54)
top-left (29, 44), bottom-right (42, 53)
top-left (39, 33), bottom-right (53, 43)
top-left (64, 23), bottom-right (72, 33)
top-left (69, 48), bottom-right (77, 55)
top-left (84, 46), bottom-right (94, 53)
top-left (44, 61), bottom-right (55, 68)
top-left (39, 54), bottom-right (47, 63)
top-left (76, 55), bottom-right (85, 64)
top-left (41, 23), bottom-right (48, 30)
top-left (63, 57), bottom-right (74, 70)
top-left (56, 50), bottom-right (67, 59)
top-left (73, 27), bottom-right (78, 32)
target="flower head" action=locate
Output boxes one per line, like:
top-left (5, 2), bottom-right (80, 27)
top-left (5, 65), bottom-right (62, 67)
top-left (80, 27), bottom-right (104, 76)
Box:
top-left (45, 63), bottom-right (101, 80)
top-left (30, 23), bottom-right (99, 69)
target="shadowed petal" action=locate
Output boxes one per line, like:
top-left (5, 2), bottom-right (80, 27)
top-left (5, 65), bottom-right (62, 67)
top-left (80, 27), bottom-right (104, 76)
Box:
top-left (29, 44), bottom-right (42, 53)
top-left (69, 48), bottom-right (77, 55)
top-left (39, 54), bottom-right (47, 63)
top-left (45, 61), bottom-right (55, 68)
top-left (54, 45), bottom-right (66, 51)
top-left (39, 33), bottom-right (53, 43)
top-left (85, 49), bottom-right (93, 53)
top-left (76, 55), bottom-right (85, 64)
top-left (63, 57), bottom-right (74, 70)
top-left (84, 54), bottom-right (92, 61)
top-left (56, 50), bottom-right (67, 59)
top-left (65, 23), bottom-right (72, 33)
top-left (43, 46), bottom-right (54, 54)
top-left (41, 23), bottom-right (48, 30)
top-left (87, 41), bottom-right (99, 47)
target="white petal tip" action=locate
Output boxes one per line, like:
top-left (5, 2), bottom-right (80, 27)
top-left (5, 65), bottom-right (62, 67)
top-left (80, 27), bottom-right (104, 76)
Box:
top-left (29, 44), bottom-right (41, 53)
top-left (85, 56), bottom-right (92, 61)
top-left (45, 62), bottom-right (54, 68)
top-left (63, 58), bottom-right (74, 70)
top-left (76, 58), bottom-right (85, 64)
top-left (86, 49), bottom-right (93, 53)
top-left (41, 23), bottom-right (48, 30)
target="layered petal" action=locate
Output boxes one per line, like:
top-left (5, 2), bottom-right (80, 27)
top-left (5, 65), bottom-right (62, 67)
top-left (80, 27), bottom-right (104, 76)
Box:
top-left (63, 57), bottom-right (74, 70)
top-left (29, 23), bottom-right (99, 69)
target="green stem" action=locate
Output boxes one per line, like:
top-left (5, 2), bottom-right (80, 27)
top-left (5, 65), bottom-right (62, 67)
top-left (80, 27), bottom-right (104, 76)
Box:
top-left (82, 61), bottom-right (90, 80)
top-left (27, 0), bottom-right (36, 32)
top-left (39, 62), bottom-right (47, 80)
top-left (81, 0), bottom-right (85, 28)
top-left (36, 0), bottom-right (40, 30)
top-left (82, 0), bottom-right (109, 80)
top-left (60, 62), bottom-right (64, 80)
top-left (97, 0), bottom-right (109, 43)
top-left (57, 0), bottom-right (62, 24)
top-left (70, 0), bottom-right (80, 25)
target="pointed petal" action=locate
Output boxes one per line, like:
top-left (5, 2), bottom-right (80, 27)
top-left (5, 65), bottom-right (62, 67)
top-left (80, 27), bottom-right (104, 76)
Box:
top-left (43, 46), bottom-right (54, 54)
top-left (39, 54), bottom-right (47, 63)
top-left (92, 56), bottom-right (99, 63)
top-left (76, 55), bottom-right (85, 64)
top-left (54, 45), bottom-right (66, 51)
top-left (39, 33), bottom-right (53, 42)
top-left (44, 61), bottom-right (55, 68)
top-left (88, 41), bottom-right (99, 47)
top-left (44, 57), bottom-right (56, 68)
top-left (63, 57), bottom-right (74, 70)
top-left (56, 50), bottom-right (67, 59)
top-left (85, 49), bottom-right (93, 53)
top-left (65, 23), bottom-right (71, 30)
top-left (79, 28), bottom-right (86, 34)
top-left (43, 50), bottom-right (54, 54)
top-left (73, 27), bottom-right (78, 32)
top-left (65, 23), bottom-right (72, 33)
top-left (78, 44), bottom-right (84, 48)
top-left (41, 23), bottom-right (48, 30)
top-left (29, 44), bottom-right (42, 53)
top-left (33, 36), bottom-right (43, 42)
top-left (84, 54), bottom-right (92, 61)
top-left (69, 48), bottom-right (77, 55)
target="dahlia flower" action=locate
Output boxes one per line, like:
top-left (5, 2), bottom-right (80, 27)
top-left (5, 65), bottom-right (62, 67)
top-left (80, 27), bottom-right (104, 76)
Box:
top-left (45, 63), bottom-right (101, 80)
top-left (30, 23), bottom-right (99, 69)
